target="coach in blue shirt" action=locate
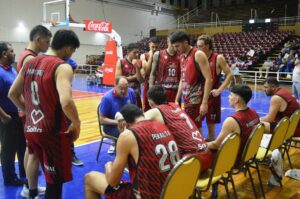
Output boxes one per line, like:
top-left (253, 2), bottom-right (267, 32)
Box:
top-left (99, 76), bottom-right (136, 139)
top-left (0, 42), bottom-right (26, 185)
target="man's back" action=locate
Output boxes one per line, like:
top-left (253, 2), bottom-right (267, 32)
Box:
top-left (157, 103), bottom-right (207, 154)
top-left (22, 54), bottom-right (68, 133)
top-left (128, 120), bottom-right (180, 198)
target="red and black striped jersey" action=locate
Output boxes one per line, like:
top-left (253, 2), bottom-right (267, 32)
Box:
top-left (128, 120), bottom-right (180, 198)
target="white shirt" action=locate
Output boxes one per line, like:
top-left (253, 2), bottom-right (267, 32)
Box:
top-left (292, 65), bottom-right (300, 83)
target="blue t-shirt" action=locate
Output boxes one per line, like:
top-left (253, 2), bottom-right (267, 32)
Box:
top-left (99, 88), bottom-right (136, 120)
top-left (0, 65), bottom-right (18, 112)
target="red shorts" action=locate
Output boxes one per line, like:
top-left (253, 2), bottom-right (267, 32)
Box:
top-left (105, 181), bottom-right (136, 199)
top-left (204, 95), bottom-right (221, 124)
top-left (25, 132), bottom-right (73, 184)
top-left (143, 83), bottom-right (151, 112)
top-left (164, 88), bottom-right (178, 103)
top-left (184, 148), bottom-right (213, 173)
top-left (184, 103), bottom-right (203, 128)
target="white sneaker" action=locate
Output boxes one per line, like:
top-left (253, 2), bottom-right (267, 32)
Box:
top-left (20, 185), bottom-right (46, 197)
top-left (107, 145), bottom-right (115, 154)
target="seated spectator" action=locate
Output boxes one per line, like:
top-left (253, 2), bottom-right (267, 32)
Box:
top-left (260, 77), bottom-right (300, 136)
top-left (207, 85), bottom-right (259, 167)
top-left (98, 76), bottom-right (136, 154)
top-left (144, 86), bottom-right (212, 173)
top-left (259, 57), bottom-right (274, 78)
top-left (292, 58), bottom-right (300, 102)
top-left (84, 104), bottom-right (181, 199)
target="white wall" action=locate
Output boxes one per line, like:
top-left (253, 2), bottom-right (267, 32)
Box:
top-left (0, 0), bottom-right (176, 63)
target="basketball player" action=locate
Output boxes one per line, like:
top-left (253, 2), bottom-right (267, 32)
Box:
top-left (197, 35), bottom-right (233, 141)
top-left (149, 34), bottom-right (181, 103)
top-left (84, 104), bottom-right (180, 199)
top-left (207, 85), bottom-right (259, 166)
top-left (140, 37), bottom-right (160, 111)
top-left (116, 43), bottom-right (143, 108)
top-left (17, 25), bottom-right (52, 198)
top-left (145, 86), bottom-right (213, 172)
top-left (170, 31), bottom-right (212, 134)
top-left (9, 29), bottom-right (81, 199)
top-left (260, 77), bottom-right (300, 135)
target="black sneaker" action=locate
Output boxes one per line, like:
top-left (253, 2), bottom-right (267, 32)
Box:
top-left (72, 155), bottom-right (84, 166)
top-left (4, 177), bottom-right (25, 186)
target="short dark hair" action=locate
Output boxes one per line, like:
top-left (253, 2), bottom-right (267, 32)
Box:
top-left (197, 34), bottom-right (213, 50)
top-left (51, 29), bottom-right (80, 50)
top-left (0, 42), bottom-right (10, 59)
top-left (127, 43), bottom-right (139, 52)
top-left (231, 85), bottom-right (252, 104)
top-left (120, 104), bottom-right (144, 124)
top-left (30, 25), bottom-right (52, 41)
top-left (147, 85), bottom-right (167, 105)
top-left (169, 31), bottom-right (190, 45)
top-left (149, 36), bottom-right (160, 44)
top-left (264, 77), bottom-right (279, 87)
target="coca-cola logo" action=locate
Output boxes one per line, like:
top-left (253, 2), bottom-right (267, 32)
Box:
top-left (85, 20), bottom-right (112, 33)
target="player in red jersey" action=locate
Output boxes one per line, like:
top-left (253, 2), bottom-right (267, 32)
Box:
top-left (116, 43), bottom-right (143, 108)
top-left (140, 37), bottom-right (160, 112)
top-left (170, 31), bottom-right (212, 134)
top-left (260, 77), bottom-right (300, 135)
top-left (145, 85), bottom-right (213, 172)
top-left (197, 35), bottom-right (232, 141)
top-left (17, 25), bottom-right (52, 198)
top-left (9, 29), bottom-right (81, 199)
top-left (84, 104), bottom-right (181, 199)
top-left (208, 85), bottom-right (259, 166)
top-left (149, 35), bottom-right (181, 103)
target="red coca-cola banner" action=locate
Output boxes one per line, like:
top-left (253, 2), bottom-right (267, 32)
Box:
top-left (103, 40), bottom-right (118, 86)
top-left (84, 20), bottom-right (112, 33)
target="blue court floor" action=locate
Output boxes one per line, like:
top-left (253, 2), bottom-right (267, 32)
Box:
top-left (0, 77), bottom-right (271, 199)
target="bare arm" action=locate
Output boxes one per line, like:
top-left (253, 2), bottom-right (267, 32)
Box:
top-left (195, 51), bottom-right (212, 115)
top-left (56, 64), bottom-right (81, 141)
top-left (0, 107), bottom-right (11, 124)
top-left (142, 52), bottom-right (154, 77)
top-left (105, 130), bottom-right (136, 186)
top-left (115, 60), bottom-right (122, 77)
top-left (144, 108), bottom-right (164, 123)
top-left (149, 51), bottom-right (159, 87)
top-left (211, 55), bottom-right (232, 97)
top-left (133, 59), bottom-right (143, 83)
top-left (208, 117), bottom-right (239, 150)
top-left (175, 78), bottom-right (182, 104)
top-left (8, 71), bottom-right (25, 112)
top-left (260, 95), bottom-right (282, 122)
top-left (99, 113), bottom-right (118, 125)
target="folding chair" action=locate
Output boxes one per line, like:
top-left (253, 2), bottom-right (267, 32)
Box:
top-left (282, 110), bottom-right (300, 169)
top-left (160, 155), bottom-right (201, 199)
top-left (235, 123), bottom-right (265, 199)
top-left (195, 133), bottom-right (241, 199)
top-left (255, 117), bottom-right (290, 188)
top-left (96, 104), bottom-right (118, 162)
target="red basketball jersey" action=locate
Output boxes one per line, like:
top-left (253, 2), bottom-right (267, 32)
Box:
top-left (121, 58), bottom-right (140, 89)
top-left (181, 48), bottom-right (205, 104)
top-left (17, 49), bottom-right (37, 72)
top-left (157, 103), bottom-right (207, 154)
top-left (128, 120), bottom-right (180, 198)
top-left (22, 55), bottom-right (68, 134)
top-left (274, 88), bottom-right (300, 136)
top-left (231, 108), bottom-right (260, 165)
top-left (208, 52), bottom-right (221, 89)
top-left (156, 50), bottom-right (181, 90)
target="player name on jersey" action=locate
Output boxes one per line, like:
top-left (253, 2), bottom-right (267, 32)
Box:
top-left (152, 131), bottom-right (172, 140)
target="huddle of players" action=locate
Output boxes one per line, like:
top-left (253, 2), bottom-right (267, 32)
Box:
top-left (83, 31), bottom-right (234, 198)
top-left (117, 31), bottom-right (232, 140)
